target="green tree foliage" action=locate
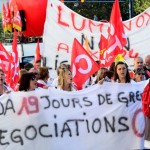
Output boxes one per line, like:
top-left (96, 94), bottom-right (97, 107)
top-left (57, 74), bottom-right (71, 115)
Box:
top-left (65, 0), bottom-right (150, 21)
top-left (65, 2), bottom-right (113, 21)
top-left (0, 13), bottom-right (13, 43)
top-left (133, 0), bottom-right (150, 16)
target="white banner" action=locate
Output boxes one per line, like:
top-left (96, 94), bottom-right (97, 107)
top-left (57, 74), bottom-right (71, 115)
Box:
top-left (43, 0), bottom-right (150, 78)
top-left (0, 81), bottom-right (147, 150)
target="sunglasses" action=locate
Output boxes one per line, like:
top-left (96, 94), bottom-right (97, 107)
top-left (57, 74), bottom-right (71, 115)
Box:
top-left (33, 72), bottom-right (39, 75)
top-left (137, 73), bottom-right (145, 75)
top-left (31, 77), bottom-right (36, 81)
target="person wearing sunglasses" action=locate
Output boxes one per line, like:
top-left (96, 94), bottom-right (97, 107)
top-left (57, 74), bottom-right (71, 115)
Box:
top-left (29, 68), bottom-right (40, 80)
top-left (133, 68), bottom-right (145, 82)
top-left (19, 73), bottom-right (37, 91)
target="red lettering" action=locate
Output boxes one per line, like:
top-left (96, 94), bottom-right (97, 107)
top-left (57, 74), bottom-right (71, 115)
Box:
top-left (18, 96), bottom-right (39, 115)
top-left (57, 43), bottom-right (69, 53)
top-left (57, 5), bottom-right (107, 33)
top-left (144, 12), bottom-right (150, 26)
top-left (123, 20), bottom-right (132, 31)
top-left (71, 13), bottom-right (86, 31)
top-left (132, 108), bottom-right (145, 137)
top-left (136, 15), bottom-right (144, 28)
top-left (57, 6), bottom-right (69, 27)
top-left (129, 49), bottom-right (139, 58)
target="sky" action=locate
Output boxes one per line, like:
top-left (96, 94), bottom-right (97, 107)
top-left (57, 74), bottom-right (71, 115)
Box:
top-left (0, 0), bottom-right (9, 12)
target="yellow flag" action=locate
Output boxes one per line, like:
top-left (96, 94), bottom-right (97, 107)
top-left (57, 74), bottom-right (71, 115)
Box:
top-left (81, 0), bottom-right (85, 2)
top-left (84, 37), bottom-right (90, 53)
top-left (115, 54), bottom-right (125, 63)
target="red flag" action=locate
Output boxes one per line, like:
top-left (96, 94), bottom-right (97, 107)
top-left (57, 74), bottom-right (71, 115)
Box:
top-left (9, 0), bottom-right (16, 12)
top-left (12, 3), bottom-right (22, 31)
top-left (6, 2), bottom-right (12, 32)
top-left (0, 42), bottom-right (11, 84)
top-left (9, 29), bottom-right (20, 90)
top-left (71, 38), bottom-right (99, 90)
top-left (100, 0), bottom-right (127, 67)
top-left (2, 3), bottom-right (13, 32)
top-left (34, 39), bottom-right (41, 68)
top-left (2, 3), bottom-right (7, 32)
top-left (99, 34), bottom-right (108, 66)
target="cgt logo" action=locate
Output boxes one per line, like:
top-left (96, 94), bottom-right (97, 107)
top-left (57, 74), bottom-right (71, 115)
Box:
top-left (72, 54), bottom-right (92, 78)
top-left (71, 38), bottom-right (99, 90)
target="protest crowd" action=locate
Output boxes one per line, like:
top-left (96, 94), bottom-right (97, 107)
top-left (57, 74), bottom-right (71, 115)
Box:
top-left (0, 56), bottom-right (150, 149)
top-left (0, 0), bottom-right (150, 149)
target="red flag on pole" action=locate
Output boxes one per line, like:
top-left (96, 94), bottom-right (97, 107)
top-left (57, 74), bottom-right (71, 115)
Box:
top-left (2, 3), bottom-right (12, 32)
top-left (12, 3), bottom-right (22, 31)
top-left (109, 0), bottom-right (127, 46)
top-left (0, 42), bottom-right (11, 84)
top-left (2, 3), bottom-right (7, 32)
top-left (34, 39), bottom-right (41, 68)
top-left (99, 34), bottom-right (108, 66)
top-left (71, 38), bottom-right (99, 90)
top-left (6, 2), bottom-right (13, 32)
top-left (9, 0), bottom-right (16, 12)
top-left (9, 29), bottom-right (20, 90)
top-left (100, 0), bottom-right (127, 67)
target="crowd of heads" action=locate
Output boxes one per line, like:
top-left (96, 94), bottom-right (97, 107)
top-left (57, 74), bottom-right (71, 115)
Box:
top-left (15, 60), bottom-right (50, 91)
top-left (93, 55), bottom-right (150, 85)
top-left (0, 55), bottom-right (149, 94)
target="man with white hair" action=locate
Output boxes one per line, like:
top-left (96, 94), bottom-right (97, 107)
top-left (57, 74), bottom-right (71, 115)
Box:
top-left (133, 57), bottom-right (149, 79)
top-left (134, 57), bottom-right (144, 69)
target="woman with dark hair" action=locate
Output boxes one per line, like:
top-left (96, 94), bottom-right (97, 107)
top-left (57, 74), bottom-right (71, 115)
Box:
top-left (109, 62), bottom-right (115, 72)
top-left (19, 73), bottom-right (37, 91)
top-left (15, 69), bottom-right (28, 91)
top-left (114, 61), bottom-right (134, 83)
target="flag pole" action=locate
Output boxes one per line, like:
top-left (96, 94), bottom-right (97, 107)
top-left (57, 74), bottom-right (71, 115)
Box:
top-left (19, 33), bottom-right (25, 56)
